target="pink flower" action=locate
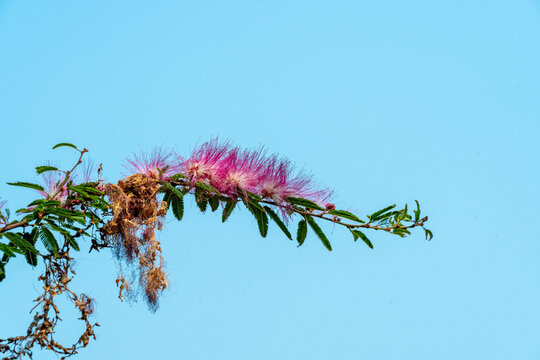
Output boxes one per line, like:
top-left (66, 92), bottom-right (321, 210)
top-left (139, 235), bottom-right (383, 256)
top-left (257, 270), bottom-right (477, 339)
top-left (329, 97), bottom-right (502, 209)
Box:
top-left (180, 138), bottom-right (231, 187)
top-left (38, 172), bottom-right (69, 204)
top-left (308, 187), bottom-right (334, 207)
top-left (80, 160), bottom-right (97, 183)
top-left (258, 156), bottom-right (333, 208)
top-left (180, 139), bottom-right (334, 209)
top-left (124, 148), bottom-right (180, 180)
top-left (216, 147), bottom-right (267, 196)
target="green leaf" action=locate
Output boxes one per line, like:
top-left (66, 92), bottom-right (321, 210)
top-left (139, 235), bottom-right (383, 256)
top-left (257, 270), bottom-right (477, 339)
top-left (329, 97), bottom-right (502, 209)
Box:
top-left (194, 188), bottom-right (208, 213)
top-left (414, 200), bottom-right (421, 222)
top-left (7, 182), bottom-right (45, 192)
top-left (88, 194), bottom-right (110, 208)
top-left (67, 235), bottom-right (80, 251)
top-left (247, 196), bottom-right (265, 212)
top-left (0, 262), bottom-right (5, 282)
top-left (72, 185), bottom-right (105, 196)
top-left (195, 181), bottom-right (221, 194)
top-left (27, 199), bottom-right (62, 208)
top-left (328, 210), bottom-right (364, 223)
top-left (0, 243), bottom-right (16, 257)
top-left (30, 227), bottom-right (39, 245)
top-left (424, 228), bottom-right (433, 241)
top-left (287, 197), bottom-right (325, 211)
top-left (44, 219), bottom-right (71, 234)
top-left (39, 227), bottom-right (59, 256)
top-left (68, 186), bottom-right (90, 198)
top-left (4, 233), bottom-right (39, 255)
top-left (197, 198), bottom-right (208, 212)
top-left (52, 142), bottom-right (77, 150)
top-left (24, 250), bottom-right (38, 267)
top-left (351, 230), bottom-right (373, 249)
top-left (222, 200), bottom-right (236, 222)
top-left (250, 207), bottom-right (268, 238)
top-left (62, 223), bottom-right (86, 233)
top-left (370, 204), bottom-right (396, 221)
top-left (245, 190), bottom-right (262, 201)
top-left (394, 204), bottom-right (411, 223)
top-left (209, 197), bottom-right (219, 212)
top-left (372, 211), bottom-right (398, 224)
top-left (35, 166), bottom-right (59, 174)
top-left (165, 182), bottom-right (184, 199)
top-left (304, 215), bottom-right (332, 251)
top-left (171, 195), bottom-right (184, 221)
top-left (392, 228), bottom-right (411, 237)
top-left (169, 173), bottom-right (185, 180)
top-left (264, 206), bottom-right (292, 240)
top-left (296, 220), bottom-right (307, 247)
top-left (43, 208), bottom-right (86, 224)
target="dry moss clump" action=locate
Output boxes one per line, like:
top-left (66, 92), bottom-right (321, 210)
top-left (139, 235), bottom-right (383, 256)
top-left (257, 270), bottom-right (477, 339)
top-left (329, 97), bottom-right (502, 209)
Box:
top-left (101, 174), bottom-right (168, 311)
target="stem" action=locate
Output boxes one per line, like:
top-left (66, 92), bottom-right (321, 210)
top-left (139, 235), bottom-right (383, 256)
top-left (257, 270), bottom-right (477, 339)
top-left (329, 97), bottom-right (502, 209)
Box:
top-left (50, 148), bottom-right (87, 201)
top-left (168, 178), bottom-right (427, 234)
top-left (0, 219), bottom-right (29, 233)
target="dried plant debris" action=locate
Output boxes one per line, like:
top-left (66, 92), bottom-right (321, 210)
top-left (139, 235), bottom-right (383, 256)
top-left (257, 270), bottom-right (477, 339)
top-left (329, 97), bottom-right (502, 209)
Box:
top-left (0, 255), bottom-right (98, 360)
top-left (101, 174), bottom-right (168, 311)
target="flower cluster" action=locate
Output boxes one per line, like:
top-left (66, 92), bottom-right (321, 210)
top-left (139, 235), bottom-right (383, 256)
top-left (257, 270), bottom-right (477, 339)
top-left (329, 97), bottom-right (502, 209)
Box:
top-left (124, 139), bottom-right (333, 209)
top-left (38, 172), bottom-right (69, 204)
top-left (124, 149), bottom-right (180, 180)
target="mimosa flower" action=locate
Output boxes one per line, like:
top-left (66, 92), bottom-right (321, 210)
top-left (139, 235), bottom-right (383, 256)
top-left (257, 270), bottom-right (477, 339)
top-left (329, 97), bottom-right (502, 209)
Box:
top-left (38, 172), bottom-right (69, 204)
top-left (259, 156), bottom-right (333, 208)
top-left (124, 148), bottom-right (180, 180)
top-left (217, 147), bottom-right (267, 196)
top-left (180, 138), bottom-right (231, 187)
top-left (80, 160), bottom-right (97, 183)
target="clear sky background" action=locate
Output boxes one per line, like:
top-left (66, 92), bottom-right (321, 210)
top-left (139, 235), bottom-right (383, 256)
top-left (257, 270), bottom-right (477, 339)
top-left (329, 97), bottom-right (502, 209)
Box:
top-left (0, 1), bottom-right (539, 359)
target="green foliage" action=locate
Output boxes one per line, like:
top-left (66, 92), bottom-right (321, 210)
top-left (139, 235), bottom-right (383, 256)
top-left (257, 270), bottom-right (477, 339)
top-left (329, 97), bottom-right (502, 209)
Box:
top-left (208, 197), bottom-right (220, 212)
top-left (195, 188), bottom-right (208, 213)
top-left (222, 199), bottom-right (236, 222)
top-left (35, 166), bottom-right (58, 174)
top-left (296, 220), bottom-right (307, 247)
top-left (263, 206), bottom-right (292, 240)
top-left (194, 181), bottom-right (220, 194)
top-left (351, 230), bottom-right (373, 249)
top-left (52, 142), bottom-right (78, 150)
top-left (304, 214), bottom-right (332, 251)
top-left (40, 226), bottom-right (60, 256)
top-left (254, 208), bottom-right (269, 238)
top-left (287, 197), bottom-right (325, 211)
top-left (328, 209), bottom-right (364, 223)
top-left (164, 182), bottom-right (183, 199)
top-left (0, 242), bottom-right (18, 257)
top-left (369, 204), bottom-right (396, 222)
top-left (414, 200), bottom-right (421, 222)
top-left (67, 235), bottom-right (80, 251)
top-left (243, 196), bottom-right (268, 237)
top-left (3, 232), bottom-right (39, 255)
top-left (171, 195), bottom-right (184, 221)
top-left (7, 182), bottom-right (45, 192)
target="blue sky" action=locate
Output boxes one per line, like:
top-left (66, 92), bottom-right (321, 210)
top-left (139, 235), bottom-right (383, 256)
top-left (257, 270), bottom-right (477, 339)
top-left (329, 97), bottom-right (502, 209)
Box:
top-left (0, 1), bottom-right (539, 359)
